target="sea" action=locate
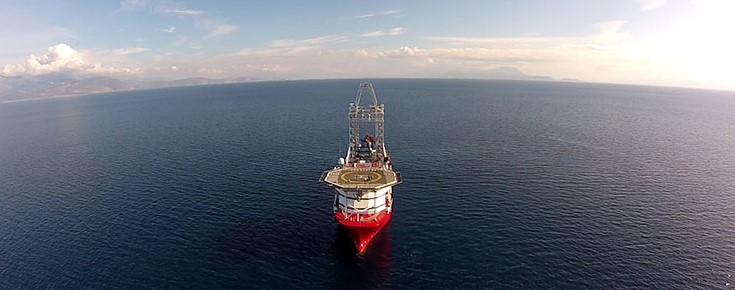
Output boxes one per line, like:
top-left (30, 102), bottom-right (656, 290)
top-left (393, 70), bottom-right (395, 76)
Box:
top-left (1, 79), bottom-right (734, 289)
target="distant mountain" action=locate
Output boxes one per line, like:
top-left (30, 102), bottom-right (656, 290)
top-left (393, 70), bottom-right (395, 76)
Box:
top-left (561, 78), bottom-right (582, 82)
top-left (0, 67), bottom-right (559, 101)
top-left (0, 74), bottom-right (134, 101)
top-left (0, 75), bottom-right (239, 101)
top-left (444, 66), bottom-right (554, 81)
top-left (488, 66), bottom-right (554, 80)
top-left (141, 77), bottom-right (228, 89)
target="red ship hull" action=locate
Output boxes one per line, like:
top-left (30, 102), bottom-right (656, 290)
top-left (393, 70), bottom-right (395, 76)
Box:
top-left (335, 211), bottom-right (391, 254)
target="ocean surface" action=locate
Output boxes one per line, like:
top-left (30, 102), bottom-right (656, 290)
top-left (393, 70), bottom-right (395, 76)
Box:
top-left (1, 79), bottom-right (734, 289)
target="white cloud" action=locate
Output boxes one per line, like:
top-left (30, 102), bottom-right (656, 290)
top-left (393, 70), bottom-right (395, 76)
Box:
top-left (389, 27), bottom-right (405, 35)
top-left (208, 23), bottom-right (238, 38)
top-left (246, 64), bottom-right (283, 73)
top-left (381, 9), bottom-right (401, 16)
top-left (110, 47), bottom-right (148, 56)
top-left (2, 43), bottom-right (86, 76)
top-left (361, 31), bottom-right (382, 38)
top-left (88, 63), bottom-right (141, 74)
top-left (270, 34), bottom-right (347, 48)
top-left (637, 0), bottom-right (667, 11)
top-left (361, 27), bottom-right (405, 37)
top-left (377, 46), bottom-right (424, 57)
top-left (162, 26), bottom-right (176, 33)
top-left (353, 9), bottom-right (401, 19)
top-left (162, 8), bottom-right (204, 15)
top-left (1, 43), bottom-right (140, 76)
top-left (196, 19), bottom-right (238, 38)
top-left (354, 14), bottom-right (375, 19)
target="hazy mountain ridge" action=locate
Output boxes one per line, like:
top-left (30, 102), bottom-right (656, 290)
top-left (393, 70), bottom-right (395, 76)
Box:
top-left (142, 77), bottom-right (234, 89)
top-left (0, 75), bottom-right (232, 101)
top-left (0, 75), bottom-right (135, 101)
top-left (442, 66), bottom-right (554, 81)
top-left (0, 67), bottom-right (557, 101)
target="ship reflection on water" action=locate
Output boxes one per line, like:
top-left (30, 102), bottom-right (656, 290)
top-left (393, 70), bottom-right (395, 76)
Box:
top-left (335, 225), bottom-right (392, 287)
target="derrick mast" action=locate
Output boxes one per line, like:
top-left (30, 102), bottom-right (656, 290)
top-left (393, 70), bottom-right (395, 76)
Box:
top-left (347, 83), bottom-right (387, 165)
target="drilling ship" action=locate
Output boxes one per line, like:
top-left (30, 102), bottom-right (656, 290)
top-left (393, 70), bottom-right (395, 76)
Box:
top-left (320, 82), bottom-right (402, 254)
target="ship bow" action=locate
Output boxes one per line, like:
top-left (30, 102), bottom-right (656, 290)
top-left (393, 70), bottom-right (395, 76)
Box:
top-left (336, 212), bottom-right (391, 254)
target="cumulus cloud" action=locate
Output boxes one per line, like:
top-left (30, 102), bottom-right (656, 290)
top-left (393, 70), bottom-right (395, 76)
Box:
top-left (2, 43), bottom-right (86, 76)
top-left (1, 43), bottom-right (140, 76)
top-left (377, 46), bottom-right (424, 57)
top-left (361, 27), bottom-right (405, 37)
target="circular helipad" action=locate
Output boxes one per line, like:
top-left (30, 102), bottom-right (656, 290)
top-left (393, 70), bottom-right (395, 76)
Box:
top-left (339, 171), bottom-right (384, 184)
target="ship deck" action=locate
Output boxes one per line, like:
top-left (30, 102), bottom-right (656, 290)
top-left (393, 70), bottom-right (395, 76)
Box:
top-left (321, 167), bottom-right (401, 189)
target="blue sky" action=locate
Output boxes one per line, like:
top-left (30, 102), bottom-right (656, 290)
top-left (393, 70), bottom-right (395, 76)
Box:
top-left (1, 0), bottom-right (733, 90)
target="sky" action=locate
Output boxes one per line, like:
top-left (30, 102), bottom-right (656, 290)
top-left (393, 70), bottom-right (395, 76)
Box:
top-left (0, 0), bottom-right (733, 91)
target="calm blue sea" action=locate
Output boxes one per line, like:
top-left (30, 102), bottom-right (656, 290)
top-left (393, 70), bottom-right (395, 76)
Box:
top-left (1, 79), bottom-right (734, 289)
